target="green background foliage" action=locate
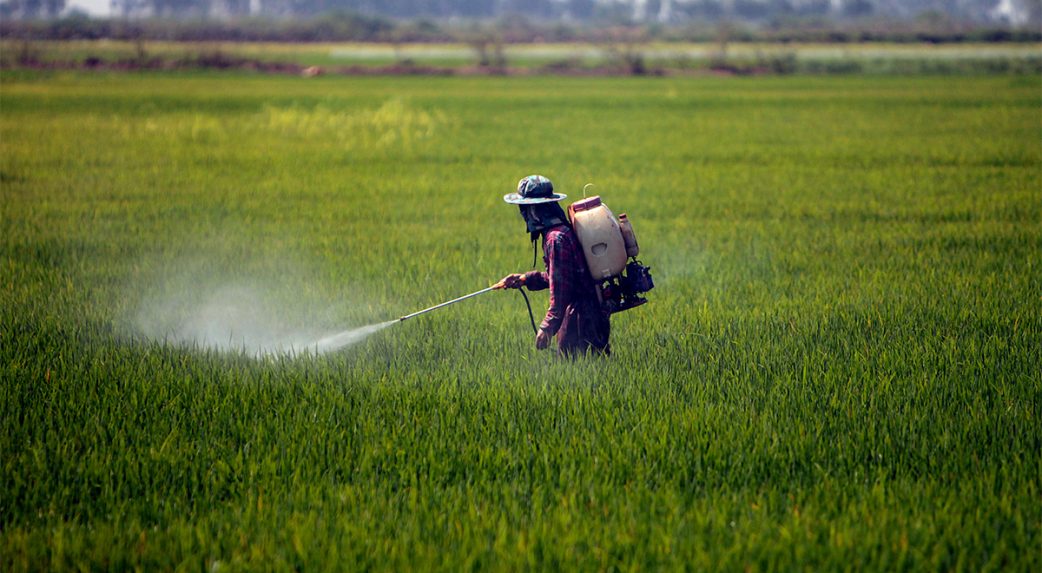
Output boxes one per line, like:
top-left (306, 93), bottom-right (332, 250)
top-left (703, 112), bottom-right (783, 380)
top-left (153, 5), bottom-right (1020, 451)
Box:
top-left (1, 71), bottom-right (1040, 571)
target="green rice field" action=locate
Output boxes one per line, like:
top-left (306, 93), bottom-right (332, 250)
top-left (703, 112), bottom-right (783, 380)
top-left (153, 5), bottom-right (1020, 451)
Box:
top-left (2, 71), bottom-right (1040, 570)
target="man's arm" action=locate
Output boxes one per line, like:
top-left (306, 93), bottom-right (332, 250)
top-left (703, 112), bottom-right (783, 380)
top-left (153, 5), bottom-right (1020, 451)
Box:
top-left (522, 270), bottom-right (549, 290)
top-left (497, 270), bottom-right (548, 290)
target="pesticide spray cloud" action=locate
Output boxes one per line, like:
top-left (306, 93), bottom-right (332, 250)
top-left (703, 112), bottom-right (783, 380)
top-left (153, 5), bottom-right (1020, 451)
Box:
top-left (134, 283), bottom-right (392, 357)
top-left (310, 321), bottom-right (397, 353)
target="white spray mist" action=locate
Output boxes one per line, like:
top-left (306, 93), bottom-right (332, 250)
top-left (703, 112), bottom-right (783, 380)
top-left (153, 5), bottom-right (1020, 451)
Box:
top-left (135, 283), bottom-right (392, 357)
top-left (308, 321), bottom-right (398, 354)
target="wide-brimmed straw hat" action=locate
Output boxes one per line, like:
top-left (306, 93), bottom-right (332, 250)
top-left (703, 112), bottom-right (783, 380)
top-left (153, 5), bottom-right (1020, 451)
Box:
top-left (503, 175), bottom-right (567, 205)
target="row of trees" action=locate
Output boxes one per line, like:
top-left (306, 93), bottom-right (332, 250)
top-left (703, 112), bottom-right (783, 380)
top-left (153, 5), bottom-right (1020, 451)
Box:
top-left (3, 0), bottom-right (1039, 26)
top-left (3, 0), bottom-right (65, 19)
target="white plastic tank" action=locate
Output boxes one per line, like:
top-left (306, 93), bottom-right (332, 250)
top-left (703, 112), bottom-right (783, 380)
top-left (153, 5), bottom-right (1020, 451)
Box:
top-left (570, 196), bottom-right (627, 280)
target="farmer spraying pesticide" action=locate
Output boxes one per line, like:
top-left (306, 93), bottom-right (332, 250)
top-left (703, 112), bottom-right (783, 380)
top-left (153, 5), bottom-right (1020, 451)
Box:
top-left (393, 175), bottom-right (652, 356)
top-left (497, 175), bottom-right (610, 355)
top-left (497, 175), bottom-right (654, 356)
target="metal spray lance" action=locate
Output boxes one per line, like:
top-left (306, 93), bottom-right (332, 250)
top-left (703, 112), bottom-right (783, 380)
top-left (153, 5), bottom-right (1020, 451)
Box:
top-left (397, 280), bottom-right (508, 323)
top-left (396, 279), bottom-right (539, 332)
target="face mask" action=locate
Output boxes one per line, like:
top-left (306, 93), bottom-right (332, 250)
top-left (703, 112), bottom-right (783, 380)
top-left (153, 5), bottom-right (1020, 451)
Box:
top-left (520, 203), bottom-right (568, 237)
top-left (519, 205), bottom-right (540, 235)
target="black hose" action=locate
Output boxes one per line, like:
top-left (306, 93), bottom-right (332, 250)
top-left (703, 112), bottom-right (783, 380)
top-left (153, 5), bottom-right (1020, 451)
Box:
top-left (516, 239), bottom-right (539, 334)
top-left (518, 288), bottom-right (538, 334)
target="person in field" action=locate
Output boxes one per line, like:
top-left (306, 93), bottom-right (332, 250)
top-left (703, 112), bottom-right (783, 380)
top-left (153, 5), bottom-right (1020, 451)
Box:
top-left (500, 175), bottom-right (611, 356)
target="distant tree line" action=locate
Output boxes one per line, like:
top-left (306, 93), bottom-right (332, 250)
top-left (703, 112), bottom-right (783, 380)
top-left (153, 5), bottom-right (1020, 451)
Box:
top-left (2, 0), bottom-right (65, 19)
top-left (2, 0), bottom-right (1040, 41)
top-left (2, 0), bottom-right (1039, 26)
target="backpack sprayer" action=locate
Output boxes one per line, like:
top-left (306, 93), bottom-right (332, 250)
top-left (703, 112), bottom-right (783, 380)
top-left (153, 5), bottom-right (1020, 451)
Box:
top-left (568, 195), bottom-right (655, 314)
top-left (397, 194), bottom-right (653, 324)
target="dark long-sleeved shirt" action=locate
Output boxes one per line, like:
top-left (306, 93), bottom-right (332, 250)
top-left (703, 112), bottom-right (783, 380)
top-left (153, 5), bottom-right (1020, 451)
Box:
top-left (522, 224), bottom-right (611, 354)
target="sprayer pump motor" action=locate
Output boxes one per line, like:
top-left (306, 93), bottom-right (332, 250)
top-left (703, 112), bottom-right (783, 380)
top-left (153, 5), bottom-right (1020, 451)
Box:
top-left (600, 259), bottom-right (655, 314)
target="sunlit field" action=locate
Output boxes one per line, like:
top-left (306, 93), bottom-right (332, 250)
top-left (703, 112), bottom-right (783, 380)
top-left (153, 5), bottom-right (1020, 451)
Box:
top-left (2, 71), bottom-right (1040, 570)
